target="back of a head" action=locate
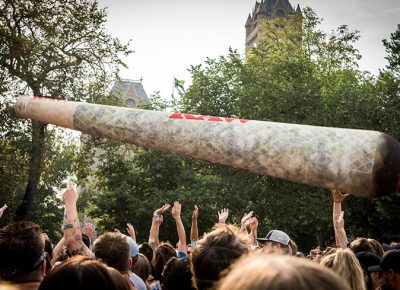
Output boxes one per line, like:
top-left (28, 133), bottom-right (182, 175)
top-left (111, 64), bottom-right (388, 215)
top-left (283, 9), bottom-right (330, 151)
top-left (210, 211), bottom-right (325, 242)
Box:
top-left (0, 221), bottom-right (44, 281)
top-left (320, 248), bottom-right (365, 290)
top-left (139, 242), bottom-right (154, 263)
top-left (153, 242), bottom-right (177, 282)
top-left (191, 224), bottom-right (249, 290)
top-left (162, 257), bottom-right (195, 290)
top-left (216, 254), bottom-right (351, 290)
top-left (38, 256), bottom-right (129, 290)
top-left (350, 237), bottom-right (374, 254)
top-left (132, 253), bottom-right (151, 283)
top-left (367, 238), bottom-right (384, 257)
top-left (93, 232), bottom-right (130, 272)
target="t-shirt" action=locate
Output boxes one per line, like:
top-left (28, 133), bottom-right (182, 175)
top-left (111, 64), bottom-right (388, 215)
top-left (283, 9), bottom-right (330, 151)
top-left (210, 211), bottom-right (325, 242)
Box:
top-left (129, 272), bottom-right (147, 290)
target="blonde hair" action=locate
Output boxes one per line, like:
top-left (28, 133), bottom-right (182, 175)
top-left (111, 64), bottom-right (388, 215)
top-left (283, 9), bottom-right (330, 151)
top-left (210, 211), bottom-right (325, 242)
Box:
top-left (216, 253), bottom-right (351, 290)
top-left (320, 248), bottom-right (365, 290)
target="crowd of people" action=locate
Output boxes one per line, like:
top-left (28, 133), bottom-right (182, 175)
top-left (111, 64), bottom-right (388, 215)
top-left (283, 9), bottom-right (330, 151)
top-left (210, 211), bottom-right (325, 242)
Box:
top-left (0, 180), bottom-right (399, 290)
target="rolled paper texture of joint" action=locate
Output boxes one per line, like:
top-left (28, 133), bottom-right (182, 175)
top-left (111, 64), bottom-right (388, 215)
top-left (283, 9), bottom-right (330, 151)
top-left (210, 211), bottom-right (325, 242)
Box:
top-left (15, 96), bottom-right (400, 198)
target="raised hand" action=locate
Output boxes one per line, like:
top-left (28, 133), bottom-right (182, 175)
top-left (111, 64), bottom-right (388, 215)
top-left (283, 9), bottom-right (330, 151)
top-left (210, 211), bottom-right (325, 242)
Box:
top-left (82, 222), bottom-right (95, 240)
top-left (249, 216), bottom-right (258, 232)
top-left (332, 189), bottom-right (350, 203)
top-left (155, 203), bottom-right (171, 216)
top-left (241, 211), bottom-right (254, 228)
top-left (126, 223), bottom-right (136, 240)
top-left (218, 208), bottom-right (229, 223)
top-left (171, 201), bottom-right (182, 219)
top-left (62, 180), bottom-right (78, 205)
top-left (192, 205), bottom-right (199, 220)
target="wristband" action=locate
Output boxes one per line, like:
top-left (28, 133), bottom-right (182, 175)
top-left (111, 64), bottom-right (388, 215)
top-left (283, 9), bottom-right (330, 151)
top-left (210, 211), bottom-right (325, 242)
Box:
top-left (152, 214), bottom-right (161, 221)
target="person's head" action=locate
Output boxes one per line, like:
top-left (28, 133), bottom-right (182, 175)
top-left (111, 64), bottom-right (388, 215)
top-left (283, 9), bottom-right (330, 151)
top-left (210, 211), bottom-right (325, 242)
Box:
top-left (139, 242), bottom-right (154, 263)
top-left (215, 253), bottom-right (351, 290)
top-left (368, 249), bottom-right (400, 290)
top-left (257, 230), bottom-right (293, 255)
top-left (107, 266), bottom-right (133, 290)
top-left (132, 253), bottom-right (151, 283)
top-left (356, 251), bottom-right (381, 290)
top-left (191, 224), bottom-right (249, 290)
top-left (162, 257), bottom-right (195, 290)
top-left (153, 242), bottom-right (177, 282)
top-left (368, 238), bottom-right (384, 258)
top-left (38, 255), bottom-right (131, 290)
top-left (93, 232), bottom-right (130, 273)
top-left (0, 221), bottom-right (46, 282)
top-left (320, 248), bottom-right (365, 290)
top-left (382, 242), bottom-right (400, 252)
top-left (350, 237), bottom-right (374, 254)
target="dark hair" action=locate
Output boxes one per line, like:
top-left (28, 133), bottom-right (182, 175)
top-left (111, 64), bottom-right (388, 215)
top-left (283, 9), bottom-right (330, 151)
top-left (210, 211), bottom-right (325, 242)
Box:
top-left (0, 221), bottom-right (44, 280)
top-left (139, 242), bottom-right (154, 263)
top-left (44, 238), bottom-right (54, 260)
top-left (38, 256), bottom-right (128, 290)
top-left (162, 257), bottom-right (195, 290)
top-left (153, 243), bottom-right (177, 282)
top-left (191, 224), bottom-right (249, 290)
top-left (132, 253), bottom-right (151, 283)
top-left (93, 232), bottom-right (130, 272)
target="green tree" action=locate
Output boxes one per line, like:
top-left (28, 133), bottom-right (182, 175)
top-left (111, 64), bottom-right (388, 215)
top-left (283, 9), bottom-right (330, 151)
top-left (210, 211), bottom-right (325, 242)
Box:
top-left (178, 8), bottom-right (387, 251)
top-left (0, 0), bottom-right (131, 220)
top-left (383, 25), bottom-right (400, 76)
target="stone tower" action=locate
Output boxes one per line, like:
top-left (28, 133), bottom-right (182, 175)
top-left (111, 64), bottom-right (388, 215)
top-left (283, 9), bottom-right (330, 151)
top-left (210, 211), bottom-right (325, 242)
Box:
top-left (245, 0), bottom-right (302, 51)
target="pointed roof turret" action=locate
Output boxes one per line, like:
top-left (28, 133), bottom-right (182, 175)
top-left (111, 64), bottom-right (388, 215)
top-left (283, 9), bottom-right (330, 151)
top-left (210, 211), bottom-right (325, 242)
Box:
top-left (245, 13), bottom-right (252, 27)
top-left (296, 4), bottom-right (302, 16)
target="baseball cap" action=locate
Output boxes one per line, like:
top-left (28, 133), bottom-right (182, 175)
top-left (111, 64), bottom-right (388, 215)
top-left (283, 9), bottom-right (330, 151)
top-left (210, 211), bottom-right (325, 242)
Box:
top-left (382, 242), bottom-right (400, 252)
top-left (257, 230), bottom-right (290, 246)
top-left (367, 249), bottom-right (400, 273)
top-left (125, 236), bottom-right (139, 258)
top-left (356, 251), bottom-right (381, 271)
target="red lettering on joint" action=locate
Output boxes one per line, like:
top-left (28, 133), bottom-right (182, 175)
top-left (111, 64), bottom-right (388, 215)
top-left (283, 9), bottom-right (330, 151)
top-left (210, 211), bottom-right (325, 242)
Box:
top-left (169, 112), bottom-right (248, 124)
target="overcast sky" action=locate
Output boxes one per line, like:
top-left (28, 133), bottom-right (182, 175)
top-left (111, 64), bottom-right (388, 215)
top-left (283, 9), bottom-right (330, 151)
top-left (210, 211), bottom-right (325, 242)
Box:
top-left (98, 0), bottom-right (400, 99)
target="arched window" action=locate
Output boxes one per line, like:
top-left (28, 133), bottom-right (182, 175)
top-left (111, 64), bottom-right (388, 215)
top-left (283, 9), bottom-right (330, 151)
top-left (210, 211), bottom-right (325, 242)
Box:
top-left (125, 99), bottom-right (136, 107)
top-left (276, 9), bottom-right (285, 17)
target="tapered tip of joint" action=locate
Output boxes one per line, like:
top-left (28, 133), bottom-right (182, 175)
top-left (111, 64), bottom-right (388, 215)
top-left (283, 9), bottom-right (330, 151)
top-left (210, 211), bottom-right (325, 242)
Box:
top-left (372, 133), bottom-right (400, 198)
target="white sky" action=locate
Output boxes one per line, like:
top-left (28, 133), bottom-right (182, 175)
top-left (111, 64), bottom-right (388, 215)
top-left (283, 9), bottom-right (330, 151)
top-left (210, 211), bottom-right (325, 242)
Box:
top-left (98, 0), bottom-right (400, 99)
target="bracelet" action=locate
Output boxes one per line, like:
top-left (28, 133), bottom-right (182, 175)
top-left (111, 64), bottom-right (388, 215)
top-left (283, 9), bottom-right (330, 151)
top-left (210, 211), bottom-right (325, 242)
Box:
top-left (152, 214), bottom-right (161, 221)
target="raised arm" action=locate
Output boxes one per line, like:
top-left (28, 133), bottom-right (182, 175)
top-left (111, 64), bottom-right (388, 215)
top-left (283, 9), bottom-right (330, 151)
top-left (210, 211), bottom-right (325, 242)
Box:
top-left (332, 189), bottom-right (349, 248)
top-left (190, 205), bottom-right (199, 242)
top-left (62, 180), bottom-right (93, 257)
top-left (172, 201), bottom-right (187, 255)
top-left (0, 204), bottom-right (8, 218)
top-left (249, 217), bottom-right (259, 248)
top-left (62, 180), bottom-right (82, 254)
top-left (148, 203), bottom-right (170, 249)
top-left (51, 237), bottom-right (65, 265)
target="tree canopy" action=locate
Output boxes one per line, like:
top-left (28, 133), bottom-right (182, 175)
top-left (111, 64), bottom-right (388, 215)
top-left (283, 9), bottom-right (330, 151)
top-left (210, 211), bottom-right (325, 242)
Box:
top-left (1, 4), bottom-right (399, 250)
